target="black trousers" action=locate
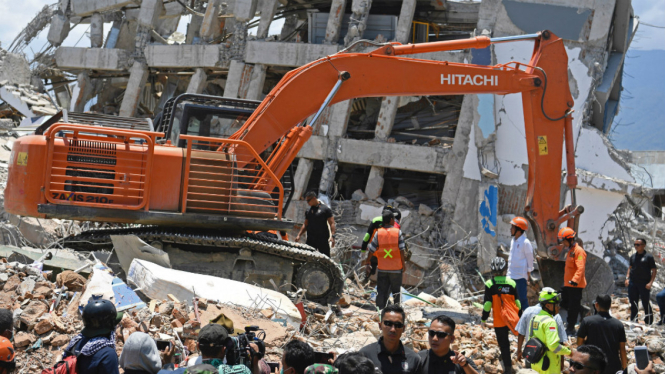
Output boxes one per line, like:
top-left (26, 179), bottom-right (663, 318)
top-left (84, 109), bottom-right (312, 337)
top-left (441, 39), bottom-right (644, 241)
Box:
top-left (307, 238), bottom-right (330, 257)
top-left (562, 286), bottom-right (583, 328)
top-left (629, 282), bottom-right (654, 324)
top-left (495, 326), bottom-right (512, 374)
top-left (376, 271), bottom-right (402, 309)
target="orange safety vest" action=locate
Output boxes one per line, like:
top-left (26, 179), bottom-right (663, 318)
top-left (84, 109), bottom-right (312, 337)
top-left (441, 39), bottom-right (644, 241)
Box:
top-left (376, 227), bottom-right (403, 271)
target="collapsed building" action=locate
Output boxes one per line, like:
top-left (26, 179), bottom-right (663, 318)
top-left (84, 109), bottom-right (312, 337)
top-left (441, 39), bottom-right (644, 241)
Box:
top-left (0, 0), bottom-right (662, 304)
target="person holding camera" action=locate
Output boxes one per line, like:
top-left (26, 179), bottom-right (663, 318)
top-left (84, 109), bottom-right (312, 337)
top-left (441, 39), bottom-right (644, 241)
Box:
top-left (120, 332), bottom-right (176, 374)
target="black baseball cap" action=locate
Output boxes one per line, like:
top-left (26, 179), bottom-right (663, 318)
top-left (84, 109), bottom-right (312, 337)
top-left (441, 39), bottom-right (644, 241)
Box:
top-left (198, 324), bottom-right (229, 347)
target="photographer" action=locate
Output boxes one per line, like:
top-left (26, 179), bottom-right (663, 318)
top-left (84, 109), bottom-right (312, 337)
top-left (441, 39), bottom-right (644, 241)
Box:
top-left (120, 332), bottom-right (175, 374)
top-left (164, 324), bottom-right (263, 374)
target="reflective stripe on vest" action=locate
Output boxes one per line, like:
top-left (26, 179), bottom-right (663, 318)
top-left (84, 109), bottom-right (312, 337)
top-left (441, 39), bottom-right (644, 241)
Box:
top-left (376, 227), bottom-right (402, 271)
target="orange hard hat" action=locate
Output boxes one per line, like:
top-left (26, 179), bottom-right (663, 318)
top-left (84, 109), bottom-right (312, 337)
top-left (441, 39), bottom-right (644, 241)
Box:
top-left (510, 217), bottom-right (528, 231)
top-left (0, 337), bottom-right (15, 372)
top-left (558, 227), bottom-right (576, 240)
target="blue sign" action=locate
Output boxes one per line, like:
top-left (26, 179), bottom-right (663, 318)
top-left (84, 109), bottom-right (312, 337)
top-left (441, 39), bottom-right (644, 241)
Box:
top-left (479, 185), bottom-right (498, 237)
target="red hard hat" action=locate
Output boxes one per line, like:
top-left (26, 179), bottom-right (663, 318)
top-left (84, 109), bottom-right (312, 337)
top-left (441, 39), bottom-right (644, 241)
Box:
top-left (510, 217), bottom-right (528, 231)
top-left (558, 227), bottom-right (576, 240)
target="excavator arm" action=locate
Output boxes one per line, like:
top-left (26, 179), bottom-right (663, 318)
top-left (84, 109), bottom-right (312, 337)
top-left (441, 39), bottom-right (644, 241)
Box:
top-left (233, 31), bottom-right (580, 260)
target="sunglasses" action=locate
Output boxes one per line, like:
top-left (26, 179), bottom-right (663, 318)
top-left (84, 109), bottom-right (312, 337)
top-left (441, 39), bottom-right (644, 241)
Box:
top-left (428, 330), bottom-right (450, 339)
top-left (382, 320), bottom-right (405, 329)
top-left (567, 359), bottom-right (599, 371)
top-left (634, 243), bottom-right (644, 247)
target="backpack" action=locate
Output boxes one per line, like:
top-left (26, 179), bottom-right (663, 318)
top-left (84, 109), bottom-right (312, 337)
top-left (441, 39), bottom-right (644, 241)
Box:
top-left (185, 364), bottom-right (219, 374)
top-left (41, 345), bottom-right (79, 374)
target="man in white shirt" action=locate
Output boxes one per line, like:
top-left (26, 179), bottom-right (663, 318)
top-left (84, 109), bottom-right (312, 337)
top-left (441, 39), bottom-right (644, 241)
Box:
top-left (507, 216), bottom-right (534, 312)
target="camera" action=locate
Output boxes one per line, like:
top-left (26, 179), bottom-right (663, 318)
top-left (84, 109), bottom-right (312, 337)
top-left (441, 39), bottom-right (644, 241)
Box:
top-left (226, 325), bottom-right (266, 368)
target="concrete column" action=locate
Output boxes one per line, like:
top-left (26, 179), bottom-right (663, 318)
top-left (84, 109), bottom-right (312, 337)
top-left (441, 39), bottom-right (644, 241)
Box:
top-left (47, 13), bottom-right (70, 46)
top-left (90, 13), bottom-right (104, 48)
top-left (394, 0), bottom-right (416, 44)
top-left (365, 167), bottom-right (385, 200)
top-left (245, 64), bottom-right (266, 100)
top-left (280, 14), bottom-right (298, 41)
top-left (256, 0), bottom-right (278, 39)
top-left (324, 0), bottom-right (347, 44)
top-left (364, 97), bottom-right (399, 199)
top-left (292, 158), bottom-right (315, 201)
top-left (344, 0), bottom-right (372, 46)
top-left (374, 97), bottom-right (399, 141)
top-left (186, 15), bottom-right (204, 44)
top-left (200, 0), bottom-right (222, 42)
top-left (119, 62), bottom-right (149, 117)
top-left (224, 60), bottom-right (245, 98)
top-left (317, 101), bottom-right (353, 195)
top-left (138, 0), bottom-right (164, 27)
top-left (186, 68), bottom-right (208, 93)
top-left (234, 0), bottom-right (258, 21)
top-left (71, 72), bottom-right (93, 112)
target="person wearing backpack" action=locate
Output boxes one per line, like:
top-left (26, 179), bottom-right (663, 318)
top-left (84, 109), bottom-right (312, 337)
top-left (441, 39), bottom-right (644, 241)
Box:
top-left (481, 257), bottom-right (521, 374)
top-left (526, 288), bottom-right (571, 374)
top-left (61, 298), bottom-right (123, 374)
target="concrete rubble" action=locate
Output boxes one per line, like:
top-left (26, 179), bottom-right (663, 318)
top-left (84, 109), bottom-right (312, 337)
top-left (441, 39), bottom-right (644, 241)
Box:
top-left (0, 0), bottom-right (663, 372)
top-left (1, 251), bottom-right (664, 374)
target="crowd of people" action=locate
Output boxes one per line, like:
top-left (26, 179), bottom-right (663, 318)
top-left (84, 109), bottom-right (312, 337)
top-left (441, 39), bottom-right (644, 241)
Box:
top-left (0, 202), bottom-right (662, 374)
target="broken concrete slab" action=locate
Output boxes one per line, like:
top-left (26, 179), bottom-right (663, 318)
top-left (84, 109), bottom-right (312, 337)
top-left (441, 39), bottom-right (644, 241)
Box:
top-left (110, 235), bottom-right (171, 274)
top-left (127, 259), bottom-right (302, 328)
top-left (0, 246), bottom-right (92, 274)
top-left (421, 307), bottom-right (479, 324)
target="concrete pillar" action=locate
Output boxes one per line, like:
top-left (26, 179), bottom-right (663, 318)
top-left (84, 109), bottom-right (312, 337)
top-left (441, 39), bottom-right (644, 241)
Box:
top-left (280, 14), bottom-right (298, 41)
top-left (138, 0), bottom-right (164, 27)
top-left (186, 68), bottom-right (208, 93)
top-left (292, 158), bottom-right (315, 201)
top-left (71, 72), bottom-right (93, 112)
top-left (395, 0), bottom-right (416, 44)
top-left (374, 97), bottom-right (399, 141)
top-left (245, 64), bottom-right (266, 100)
top-left (186, 15), bottom-right (204, 44)
top-left (364, 97), bottom-right (399, 199)
top-left (224, 60), bottom-right (245, 98)
top-left (47, 13), bottom-right (70, 46)
top-left (365, 167), bottom-right (385, 200)
top-left (234, 0), bottom-right (258, 22)
top-left (90, 13), bottom-right (104, 48)
top-left (324, 0), bottom-right (347, 44)
top-left (317, 101), bottom-right (353, 195)
top-left (200, 0), bottom-right (222, 42)
top-left (256, 0), bottom-right (278, 39)
top-left (53, 82), bottom-right (71, 110)
top-left (344, 0), bottom-right (372, 46)
top-left (119, 62), bottom-right (149, 117)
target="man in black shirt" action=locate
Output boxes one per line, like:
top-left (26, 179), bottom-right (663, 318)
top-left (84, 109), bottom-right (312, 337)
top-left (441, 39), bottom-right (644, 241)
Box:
top-left (418, 315), bottom-right (478, 374)
top-left (296, 191), bottom-right (336, 257)
top-left (576, 294), bottom-right (627, 374)
top-left (624, 238), bottom-right (658, 324)
top-left (360, 304), bottom-right (423, 374)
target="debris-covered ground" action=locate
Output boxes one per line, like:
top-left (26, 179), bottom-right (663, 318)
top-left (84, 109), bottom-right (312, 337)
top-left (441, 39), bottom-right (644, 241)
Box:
top-left (1, 251), bottom-right (665, 373)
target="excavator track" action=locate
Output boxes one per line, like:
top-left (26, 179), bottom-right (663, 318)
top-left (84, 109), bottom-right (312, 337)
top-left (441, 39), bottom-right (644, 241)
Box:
top-left (60, 227), bottom-right (344, 305)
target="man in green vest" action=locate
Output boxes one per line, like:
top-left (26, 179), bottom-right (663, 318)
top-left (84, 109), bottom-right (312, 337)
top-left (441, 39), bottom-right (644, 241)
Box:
top-left (528, 287), bottom-right (571, 374)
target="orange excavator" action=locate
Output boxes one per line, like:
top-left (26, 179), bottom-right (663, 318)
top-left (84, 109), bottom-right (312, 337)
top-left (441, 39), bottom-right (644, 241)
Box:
top-left (5, 30), bottom-right (585, 304)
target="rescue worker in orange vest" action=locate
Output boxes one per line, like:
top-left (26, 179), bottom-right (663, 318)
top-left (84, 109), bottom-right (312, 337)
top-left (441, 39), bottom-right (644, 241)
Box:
top-left (559, 227), bottom-right (587, 337)
top-left (367, 210), bottom-right (406, 309)
top-left (481, 257), bottom-right (521, 374)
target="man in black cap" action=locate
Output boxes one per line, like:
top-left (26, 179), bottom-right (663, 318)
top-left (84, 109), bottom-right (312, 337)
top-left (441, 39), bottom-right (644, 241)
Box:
top-left (63, 298), bottom-right (124, 374)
